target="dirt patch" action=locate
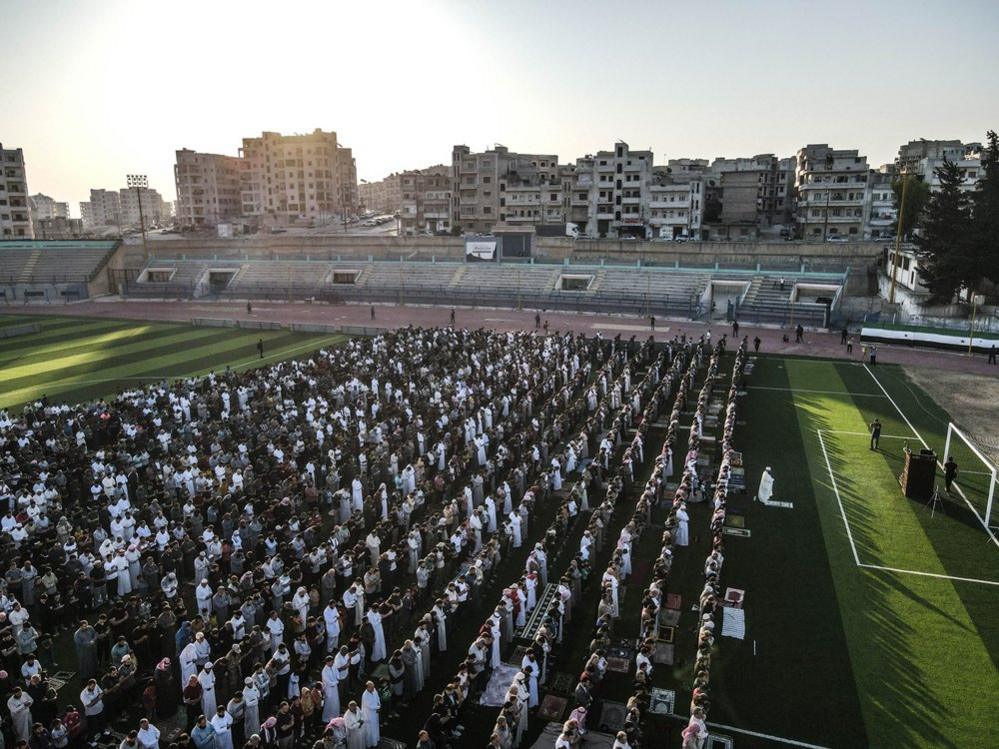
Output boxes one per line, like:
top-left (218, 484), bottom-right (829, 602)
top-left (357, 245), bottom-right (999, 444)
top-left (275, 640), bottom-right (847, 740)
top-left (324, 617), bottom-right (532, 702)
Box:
top-left (905, 365), bottom-right (999, 464)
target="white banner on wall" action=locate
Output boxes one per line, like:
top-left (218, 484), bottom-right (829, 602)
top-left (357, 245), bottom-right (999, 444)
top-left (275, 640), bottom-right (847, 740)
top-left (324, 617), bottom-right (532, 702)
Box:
top-left (465, 240), bottom-right (497, 260)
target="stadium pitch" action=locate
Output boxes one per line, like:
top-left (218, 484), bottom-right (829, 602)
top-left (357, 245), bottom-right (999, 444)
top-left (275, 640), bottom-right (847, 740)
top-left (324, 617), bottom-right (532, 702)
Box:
top-left (711, 355), bottom-right (999, 748)
top-left (0, 314), bottom-right (346, 410)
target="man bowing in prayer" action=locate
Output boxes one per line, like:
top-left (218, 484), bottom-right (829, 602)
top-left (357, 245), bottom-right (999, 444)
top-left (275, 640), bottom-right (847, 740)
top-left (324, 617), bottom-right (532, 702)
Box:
top-left (756, 466), bottom-right (774, 504)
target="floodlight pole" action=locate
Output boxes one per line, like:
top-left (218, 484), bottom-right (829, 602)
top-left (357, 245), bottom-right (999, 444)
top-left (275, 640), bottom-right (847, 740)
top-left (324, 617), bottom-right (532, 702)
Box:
top-left (127, 174), bottom-right (150, 267)
top-left (888, 174), bottom-right (909, 306)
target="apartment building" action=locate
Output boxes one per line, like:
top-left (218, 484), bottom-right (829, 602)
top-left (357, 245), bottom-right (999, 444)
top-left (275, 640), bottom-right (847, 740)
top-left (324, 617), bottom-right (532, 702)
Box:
top-left (120, 186), bottom-right (168, 228)
top-left (359, 174), bottom-right (402, 215)
top-left (451, 145), bottom-right (562, 234)
top-left (239, 129), bottom-right (357, 226)
top-left (569, 142), bottom-right (654, 238)
top-left (0, 143), bottom-right (33, 238)
top-left (794, 144), bottom-right (870, 239)
top-left (863, 168), bottom-right (896, 240)
top-left (28, 193), bottom-right (69, 221)
top-left (399, 165), bottom-right (451, 235)
top-left (649, 167), bottom-right (703, 239)
top-left (79, 189), bottom-right (121, 230)
top-left (896, 139), bottom-right (982, 192)
top-left (174, 149), bottom-right (246, 228)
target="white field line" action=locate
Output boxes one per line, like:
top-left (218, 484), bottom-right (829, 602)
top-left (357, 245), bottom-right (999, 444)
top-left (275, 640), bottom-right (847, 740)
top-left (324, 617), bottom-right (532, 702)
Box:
top-left (822, 430), bottom-right (911, 439)
top-left (818, 428), bottom-right (999, 586)
top-left (699, 718), bottom-right (832, 749)
top-left (863, 364), bottom-right (999, 550)
top-left (816, 429), bottom-right (862, 566)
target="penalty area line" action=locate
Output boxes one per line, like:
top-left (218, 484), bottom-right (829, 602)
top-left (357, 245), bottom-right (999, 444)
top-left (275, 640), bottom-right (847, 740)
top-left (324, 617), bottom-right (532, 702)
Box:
top-left (863, 364), bottom-right (999, 551)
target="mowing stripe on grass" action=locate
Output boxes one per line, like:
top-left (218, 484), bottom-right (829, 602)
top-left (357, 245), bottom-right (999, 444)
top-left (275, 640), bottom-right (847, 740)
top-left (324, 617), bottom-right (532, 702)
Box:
top-left (0, 327), bottom-right (227, 388)
top-left (748, 385), bottom-right (886, 397)
top-left (0, 329), bottom-right (294, 407)
top-left (0, 324), bottom-right (196, 367)
top-left (0, 319), bottom-right (133, 354)
top-left (816, 429), bottom-right (861, 566)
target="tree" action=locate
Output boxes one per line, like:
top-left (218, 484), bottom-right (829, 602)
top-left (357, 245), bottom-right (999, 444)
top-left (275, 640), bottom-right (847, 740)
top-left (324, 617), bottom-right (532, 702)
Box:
top-left (891, 174), bottom-right (930, 240)
top-left (970, 130), bottom-right (999, 288)
top-left (913, 159), bottom-right (975, 302)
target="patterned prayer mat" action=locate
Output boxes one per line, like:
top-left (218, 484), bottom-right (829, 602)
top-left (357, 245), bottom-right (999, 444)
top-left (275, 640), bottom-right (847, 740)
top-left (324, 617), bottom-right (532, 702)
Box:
top-left (538, 694), bottom-right (568, 722)
top-left (653, 642), bottom-right (675, 665)
top-left (597, 700), bottom-right (628, 732)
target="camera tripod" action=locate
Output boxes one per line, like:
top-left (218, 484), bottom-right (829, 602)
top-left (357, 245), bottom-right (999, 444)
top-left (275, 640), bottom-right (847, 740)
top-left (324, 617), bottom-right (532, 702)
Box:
top-left (924, 485), bottom-right (946, 518)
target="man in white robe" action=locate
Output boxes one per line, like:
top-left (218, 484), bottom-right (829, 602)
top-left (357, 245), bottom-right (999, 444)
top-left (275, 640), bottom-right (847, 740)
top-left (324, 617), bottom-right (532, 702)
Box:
top-left (321, 657), bottom-right (341, 721)
top-left (366, 608), bottom-right (387, 662)
top-left (198, 663), bottom-right (217, 716)
top-left (756, 466), bottom-right (774, 504)
top-left (343, 701), bottom-right (365, 749)
top-left (676, 504), bottom-right (690, 546)
top-left (210, 706), bottom-right (234, 749)
top-left (360, 681), bottom-right (381, 747)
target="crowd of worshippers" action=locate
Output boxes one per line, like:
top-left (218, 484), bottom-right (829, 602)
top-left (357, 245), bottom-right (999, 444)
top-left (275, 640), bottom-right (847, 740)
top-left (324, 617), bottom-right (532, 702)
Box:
top-left (417, 336), bottom-right (665, 749)
top-left (675, 340), bottom-right (746, 749)
top-left (484, 337), bottom-right (716, 749)
top-left (0, 325), bottom-right (679, 749)
top-left (550, 340), bottom-right (712, 749)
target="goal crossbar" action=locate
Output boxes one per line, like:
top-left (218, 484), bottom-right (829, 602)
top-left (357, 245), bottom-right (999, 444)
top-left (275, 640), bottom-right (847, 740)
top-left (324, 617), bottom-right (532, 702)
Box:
top-left (943, 422), bottom-right (997, 530)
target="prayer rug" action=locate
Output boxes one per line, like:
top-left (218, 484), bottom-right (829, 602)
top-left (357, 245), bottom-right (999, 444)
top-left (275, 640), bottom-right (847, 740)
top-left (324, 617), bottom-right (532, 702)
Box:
top-left (666, 592), bottom-right (682, 610)
top-left (606, 656), bottom-right (631, 673)
top-left (377, 739), bottom-right (407, 749)
top-left (511, 644), bottom-right (530, 665)
top-left (722, 526), bottom-right (751, 538)
top-left (649, 687), bottom-right (676, 715)
top-left (724, 588), bottom-right (745, 607)
top-left (478, 661), bottom-right (522, 706)
top-left (661, 608), bottom-right (681, 627)
top-left (597, 700), bottom-right (629, 732)
top-left (724, 512), bottom-right (745, 528)
top-left (721, 606), bottom-right (746, 640)
top-left (653, 642), bottom-right (675, 665)
top-left (657, 626), bottom-right (675, 644)
top-left (528, 724), bottom-right (617, 749)
top-left (538, 694), bottom-right (568, 722)
top-left (551, 672), bottom-right (575, 694)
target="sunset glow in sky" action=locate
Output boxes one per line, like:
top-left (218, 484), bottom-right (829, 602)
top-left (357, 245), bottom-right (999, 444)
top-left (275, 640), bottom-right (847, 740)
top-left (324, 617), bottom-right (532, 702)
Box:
top-left (3, 0), bottom-right (998, 213)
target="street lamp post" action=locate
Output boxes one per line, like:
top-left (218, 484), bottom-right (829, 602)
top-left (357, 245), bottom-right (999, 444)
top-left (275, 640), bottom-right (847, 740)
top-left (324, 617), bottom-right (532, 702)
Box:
top-left (126, 174), bottom-right (150, 266)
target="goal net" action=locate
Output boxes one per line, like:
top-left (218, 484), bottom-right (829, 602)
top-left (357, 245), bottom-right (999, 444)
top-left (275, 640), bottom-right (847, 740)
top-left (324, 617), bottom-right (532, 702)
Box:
top-left (943, 422), bottom-right (997, 533)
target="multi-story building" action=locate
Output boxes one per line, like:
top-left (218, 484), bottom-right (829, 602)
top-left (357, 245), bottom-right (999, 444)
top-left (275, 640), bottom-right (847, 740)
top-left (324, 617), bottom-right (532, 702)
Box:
top-left (864, 168), bottom-right (896, 240)
top-left (896, 139), bottom-right (982, 192)
top-left (399, 165), bottom-right (451, 235)
top-left (359, 174), bottom-right (402, 215)
top-left (648, 167), bottom-right (703, 239)
top-left (120, 186), bottom-right (167, 229)
top-left (239, 129), bottom-right (357, 226)
top-left (451, 145), bottom-right (562, 234)
top-left (0, 143), bottom-right (33, 238)
top-left (693, 154), bottom-right (795, 239)
top-left (33, 217), bottom-right (84, 239)
top-left (794, 144), bottom-right (870, 240)
top-left (174, 149), bottom-right (246, 228)
top-left (571, 142), bottom-right (653, 239)
top-left (80, 189), bottom-right (122, 230)
top-left (28, 193), bottom-right (70, 221)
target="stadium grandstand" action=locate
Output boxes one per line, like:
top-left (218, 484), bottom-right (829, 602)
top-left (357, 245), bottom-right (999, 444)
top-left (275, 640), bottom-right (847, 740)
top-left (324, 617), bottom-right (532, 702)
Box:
top-left (0, 239), bottom-right (124, 302)
top-left (125, 256), bottom-right (845, 327)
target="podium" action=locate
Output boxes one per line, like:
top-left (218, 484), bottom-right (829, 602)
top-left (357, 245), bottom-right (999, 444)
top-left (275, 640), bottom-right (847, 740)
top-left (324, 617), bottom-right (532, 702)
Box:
top-left (900, 448), bottom-right (936, 501)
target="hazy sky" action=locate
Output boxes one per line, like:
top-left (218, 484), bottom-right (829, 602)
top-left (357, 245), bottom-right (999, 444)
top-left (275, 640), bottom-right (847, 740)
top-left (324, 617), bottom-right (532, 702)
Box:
top-left (3, 0), bottom-right (998, 214)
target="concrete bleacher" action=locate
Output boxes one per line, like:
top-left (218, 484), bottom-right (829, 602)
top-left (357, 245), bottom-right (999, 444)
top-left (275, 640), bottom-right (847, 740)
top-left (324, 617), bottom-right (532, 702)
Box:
top-left (128, 257), bottom-right (843, 324)
top-left (0, 240), bottom-right (121, 301)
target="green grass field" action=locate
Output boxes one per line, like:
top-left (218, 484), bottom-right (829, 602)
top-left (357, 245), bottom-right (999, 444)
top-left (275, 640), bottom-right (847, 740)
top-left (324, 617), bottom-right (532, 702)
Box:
top-left (0, 314), bottom-right (346, 410)
top-left (712, 356), bottom-right (999, 748)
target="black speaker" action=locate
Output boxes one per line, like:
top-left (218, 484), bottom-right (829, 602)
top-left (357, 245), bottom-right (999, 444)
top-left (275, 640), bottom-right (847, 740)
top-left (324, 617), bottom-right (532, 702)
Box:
top-left (900, 449), bottom-right (936, 501)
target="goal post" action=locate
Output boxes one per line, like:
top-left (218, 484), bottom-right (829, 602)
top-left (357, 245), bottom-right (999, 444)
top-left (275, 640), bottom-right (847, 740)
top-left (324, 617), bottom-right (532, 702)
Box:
top-left (943, 422), bottom-right (997, 531)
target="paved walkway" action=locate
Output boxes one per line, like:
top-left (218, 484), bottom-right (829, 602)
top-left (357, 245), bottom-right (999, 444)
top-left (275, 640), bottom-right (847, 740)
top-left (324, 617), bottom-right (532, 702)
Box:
top-left (12, 298), bottom-right (999, 376)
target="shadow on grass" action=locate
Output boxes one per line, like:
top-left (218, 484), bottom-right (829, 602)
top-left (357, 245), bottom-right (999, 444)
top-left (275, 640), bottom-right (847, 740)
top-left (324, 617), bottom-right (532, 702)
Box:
top-left (803, 395), bottom-right (959, 749)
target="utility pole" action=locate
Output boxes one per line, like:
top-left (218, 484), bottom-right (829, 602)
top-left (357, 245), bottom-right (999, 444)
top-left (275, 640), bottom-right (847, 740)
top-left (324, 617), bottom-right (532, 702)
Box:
top-left (888, 174), bottom-right (909, 306)
top-left (127, 174), bottom-right (150, 266)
